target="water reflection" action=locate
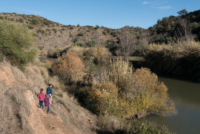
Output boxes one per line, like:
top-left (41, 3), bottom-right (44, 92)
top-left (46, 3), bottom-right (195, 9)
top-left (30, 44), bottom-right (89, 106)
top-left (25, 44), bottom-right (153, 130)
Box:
top-left (140, 76), bottom-right (200, 134)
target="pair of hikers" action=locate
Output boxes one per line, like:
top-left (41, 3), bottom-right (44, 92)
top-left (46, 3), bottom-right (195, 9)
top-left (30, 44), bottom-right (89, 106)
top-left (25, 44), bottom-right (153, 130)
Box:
top-left (37, 84), bottom-right (53, 113)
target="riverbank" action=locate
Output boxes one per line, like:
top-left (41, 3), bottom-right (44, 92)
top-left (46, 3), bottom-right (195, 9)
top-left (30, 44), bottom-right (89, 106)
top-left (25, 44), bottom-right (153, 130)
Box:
top-left (144, 41), bottom-right (200, 78)
top-left (140, 76), bottom-right (200, 134)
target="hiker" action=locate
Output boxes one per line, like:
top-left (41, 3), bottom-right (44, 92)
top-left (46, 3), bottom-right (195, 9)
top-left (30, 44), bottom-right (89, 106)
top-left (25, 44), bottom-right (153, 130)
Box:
top-left (38, 88), bottom-right (45, 109)
top-left (46, 84), bottom-right (53, 104)
top-left (44, 94), bottom-right (50, 114)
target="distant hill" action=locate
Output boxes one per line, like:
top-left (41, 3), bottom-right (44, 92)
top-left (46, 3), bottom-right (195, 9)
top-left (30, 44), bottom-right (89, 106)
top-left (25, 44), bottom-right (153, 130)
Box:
top-left (148, 9), bottom-right (200, 44)
top-left (1, 10), bottom-right (199, 57)
top-left (0, 12), bottom-right (145, 56)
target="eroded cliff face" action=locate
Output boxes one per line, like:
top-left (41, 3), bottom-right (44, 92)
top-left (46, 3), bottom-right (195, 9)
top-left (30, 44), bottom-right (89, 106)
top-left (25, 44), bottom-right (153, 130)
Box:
top-left (0, 62), bottom-right (97, 134)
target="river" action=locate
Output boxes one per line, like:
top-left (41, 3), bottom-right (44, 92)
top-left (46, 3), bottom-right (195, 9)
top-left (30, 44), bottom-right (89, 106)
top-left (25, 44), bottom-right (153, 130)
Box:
top-left (140, 76), bottom-right (200, 134)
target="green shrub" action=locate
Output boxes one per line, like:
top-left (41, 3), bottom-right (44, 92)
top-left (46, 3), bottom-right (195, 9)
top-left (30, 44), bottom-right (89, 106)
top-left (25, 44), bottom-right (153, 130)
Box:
top-left (69, 25), bottom-right (74, 29)
top-left (0, 16), bottom-right (3, 20)
top-left (111, 31), bottom-right (118, 37)
top-left (19, 18), bottom-right (24, 23)
top-left (28, 25), bottom-right (34, 29)
top-left (0, 20), bottom-right (37, 67)
top-left (77, 32), bottom-right (84, 36)
top-left (0, 52), bottom-right (4, 62)
top-left (135, 32), bottom-right (139, 37)
top-left (38, 46), bottom-right (44, 50)
top-left (75, 42), bottom-right (85, 47)
top-left (102, 31), bottom-right (107, 35)
top-left (95, 25), bottom-right (99, 29)
top-left (43, 19), bottom-right (52, 25)
top-left (86, 40), bottom-right (96, 47)
top-left (10, 18), bottom-right (15, 21)
top-left (52, 29), bottom-right (57, 33)
top-left (74, 38), bottom-right (78, 43)
top-left (30, 18), bottom-right (39, 25)
top-left (4, 16), bottom-right (7, 20)
top-left (22, 14), bottom-right (26, 19)
top-left (37, 29), bottom-right (45, 34)
top-left (13, 12), bottom-right (17, 16)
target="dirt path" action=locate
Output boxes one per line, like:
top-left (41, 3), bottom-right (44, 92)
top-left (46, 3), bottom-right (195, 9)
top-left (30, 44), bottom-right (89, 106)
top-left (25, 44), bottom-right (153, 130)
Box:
top-left (39, 109), bottom-right (76, 134)
top-left (25, 90), bottom-right (76, 134)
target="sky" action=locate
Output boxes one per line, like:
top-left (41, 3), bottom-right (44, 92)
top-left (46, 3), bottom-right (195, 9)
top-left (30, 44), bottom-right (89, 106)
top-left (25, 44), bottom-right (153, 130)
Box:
top-left (1, 0), bottom-right (200, 29)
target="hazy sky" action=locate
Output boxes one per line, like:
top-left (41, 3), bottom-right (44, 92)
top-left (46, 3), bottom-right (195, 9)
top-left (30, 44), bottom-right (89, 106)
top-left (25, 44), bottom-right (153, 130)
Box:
top-left (1, 0), bottom-right (200, 29)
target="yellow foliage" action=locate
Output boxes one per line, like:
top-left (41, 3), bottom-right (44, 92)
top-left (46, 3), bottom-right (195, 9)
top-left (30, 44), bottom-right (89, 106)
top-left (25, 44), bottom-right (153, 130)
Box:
top-left (81, 81), bottom-right (119, 115)
top-left (132, 68), bottom-right (176, 112)
top-left (81, 58), bottom-right (176, 118)
top-left (109, 57), bottom-right (134, 93)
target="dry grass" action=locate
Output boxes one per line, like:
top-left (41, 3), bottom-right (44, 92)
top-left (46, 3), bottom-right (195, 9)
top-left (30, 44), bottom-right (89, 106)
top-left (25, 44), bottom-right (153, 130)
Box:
top-left (0, 61), bottom-right (98, 134)
top-left (145, 41), bottom-right (200, 77)
top-left (97, 115), bottom-right (122, 132)
top-left (68, 46), bottom-right (111, 59)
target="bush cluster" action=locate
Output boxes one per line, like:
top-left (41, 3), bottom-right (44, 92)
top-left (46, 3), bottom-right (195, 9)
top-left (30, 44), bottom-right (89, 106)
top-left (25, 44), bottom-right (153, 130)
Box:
top-left (37, 29), bottom-right (45, 34)
top-left (0, 20), bottom-right (36, 67)
top-left (81, 58), bottom-right (176, 118)
top-left (30, 18), bottom-right (39, 25)
top-left (51, 52), bottom-right (85, 82)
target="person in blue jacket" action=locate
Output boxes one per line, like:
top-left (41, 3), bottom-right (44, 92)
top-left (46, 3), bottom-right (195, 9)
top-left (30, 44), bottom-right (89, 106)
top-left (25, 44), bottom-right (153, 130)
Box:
top-left (46, 84), bottom-right (53, 104)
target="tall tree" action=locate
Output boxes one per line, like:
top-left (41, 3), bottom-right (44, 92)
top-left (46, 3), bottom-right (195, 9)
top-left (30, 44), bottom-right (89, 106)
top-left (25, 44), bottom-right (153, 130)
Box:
top-left (178, 9), bottom-right (188, 16)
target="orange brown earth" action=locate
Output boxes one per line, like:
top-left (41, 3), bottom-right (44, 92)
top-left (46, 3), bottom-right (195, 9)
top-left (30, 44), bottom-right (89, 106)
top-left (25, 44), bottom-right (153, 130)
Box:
top-left (0, 62), bottom-right (98, 134)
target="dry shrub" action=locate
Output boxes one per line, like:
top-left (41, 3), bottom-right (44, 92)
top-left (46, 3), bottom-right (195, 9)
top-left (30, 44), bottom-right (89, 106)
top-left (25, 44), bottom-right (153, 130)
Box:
top-left (81, 81), bottom-right (119, 115)
top-left (51, 52), bottom-right (85, 82)
top-left (145, 41), bottom-right (200, 77)
top-left (39, 67), bottom-right (49, 79)
top-left (68, 46), bottom-right (111, 60)
top-left (44, 60), bottom-right (52, 68)
top-left (132, 68), bottom-right (176, 113)
top-left (81, 58), bottom-right (176, 118)
top-left (109, 57), bottom-right (133, 94)
top-left (97, 115), bottom-right (122, 132)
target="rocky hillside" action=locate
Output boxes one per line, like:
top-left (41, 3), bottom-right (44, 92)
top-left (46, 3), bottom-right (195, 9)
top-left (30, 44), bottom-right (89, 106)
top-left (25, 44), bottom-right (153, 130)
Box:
top-left (0, 13), bottom-right (144, 56)
top-left (0, 61), bottom-right (98, 134)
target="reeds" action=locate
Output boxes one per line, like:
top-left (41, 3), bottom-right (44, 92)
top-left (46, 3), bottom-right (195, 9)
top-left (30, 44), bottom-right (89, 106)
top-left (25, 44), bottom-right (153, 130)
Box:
top-left (145, 41), bottom-right (200, 77)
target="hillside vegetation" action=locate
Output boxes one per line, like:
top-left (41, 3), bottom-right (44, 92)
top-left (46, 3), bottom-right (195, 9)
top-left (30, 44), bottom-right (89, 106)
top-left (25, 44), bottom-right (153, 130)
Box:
top-left (0, 12), bottom-right (146, 57)
top-left (149, 9), bottom-right (200, 44)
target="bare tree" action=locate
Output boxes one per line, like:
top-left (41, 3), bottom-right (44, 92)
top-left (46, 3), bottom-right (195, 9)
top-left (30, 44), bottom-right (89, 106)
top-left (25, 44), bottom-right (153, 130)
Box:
top-left (93, 30), bottom-right (104, 47)
top-left (174, 19), bottom-right (193, 55)
top-left (138, 30), bottom-right (149, 55)
top-left (117, 30), bottom-right (136, 58)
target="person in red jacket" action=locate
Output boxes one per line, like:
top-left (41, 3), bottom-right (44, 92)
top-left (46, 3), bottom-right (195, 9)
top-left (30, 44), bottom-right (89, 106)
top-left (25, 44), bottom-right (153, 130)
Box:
top-left (38, 88), bottom-right (45, 109)
top-left (44, 94), bottom-right (50, 114)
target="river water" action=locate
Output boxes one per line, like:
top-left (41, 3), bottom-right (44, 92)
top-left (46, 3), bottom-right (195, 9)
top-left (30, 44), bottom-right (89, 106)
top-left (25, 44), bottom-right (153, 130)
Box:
top-left (141, 76), bottom-right (200, 134)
